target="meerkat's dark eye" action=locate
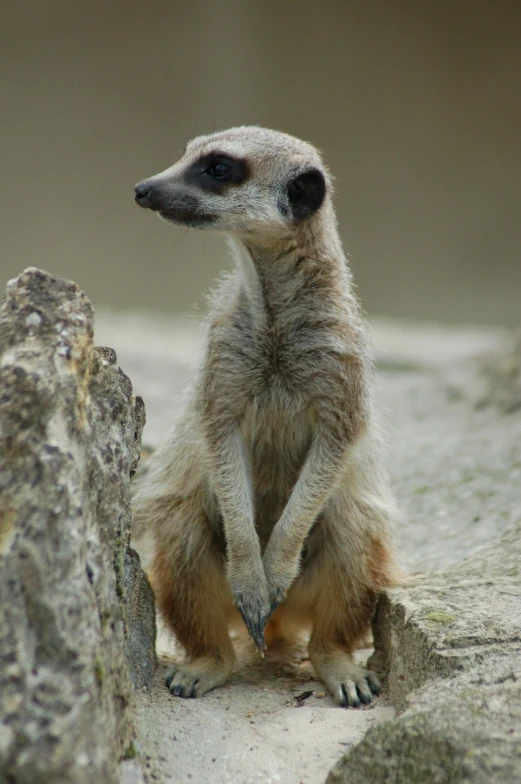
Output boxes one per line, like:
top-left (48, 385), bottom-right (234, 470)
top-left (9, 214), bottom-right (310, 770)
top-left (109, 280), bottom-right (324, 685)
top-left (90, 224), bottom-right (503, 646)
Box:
top-left (205, 161), bottom-right (232, 181)
top-left (187, 153), bottom-right (248, 191)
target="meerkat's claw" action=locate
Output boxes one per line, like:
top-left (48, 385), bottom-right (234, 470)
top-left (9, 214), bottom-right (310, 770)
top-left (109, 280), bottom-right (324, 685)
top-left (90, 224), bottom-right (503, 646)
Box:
top-left (334, 671), bottom-right (380, 708)
top-left (165, 668), bottom-right (198, 698)
top-left (338, 676), bottom-right (376, 707)
top-left (366, 672), bottom-right (382, 695)
top-left (236, 601), bottom-right (267, 652)
top-left (310, 651), bottom-right (383, 709)
top-left (165, 657), bottom-right (233, 698)
top-left (242, 608), bottom-right (267, 652)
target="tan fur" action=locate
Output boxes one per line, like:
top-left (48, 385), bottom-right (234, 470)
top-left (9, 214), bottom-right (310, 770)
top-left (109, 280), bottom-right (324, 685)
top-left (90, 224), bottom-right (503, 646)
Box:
top-left (132, 127), bottom-right (402, 706)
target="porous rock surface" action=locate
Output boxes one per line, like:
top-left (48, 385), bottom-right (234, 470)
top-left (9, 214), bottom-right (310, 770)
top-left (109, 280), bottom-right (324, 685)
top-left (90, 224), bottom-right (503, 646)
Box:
top-left (327, 521), bottom-right (521, 783)
top-left (0, 269), bottom-right (155, 784)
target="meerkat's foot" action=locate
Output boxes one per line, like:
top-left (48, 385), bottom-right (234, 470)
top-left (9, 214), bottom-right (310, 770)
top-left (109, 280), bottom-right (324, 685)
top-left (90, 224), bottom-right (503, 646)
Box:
top-left (310, 649), bottom-right (381, 708)
top-left (165, 656), bottom-right (234, 699)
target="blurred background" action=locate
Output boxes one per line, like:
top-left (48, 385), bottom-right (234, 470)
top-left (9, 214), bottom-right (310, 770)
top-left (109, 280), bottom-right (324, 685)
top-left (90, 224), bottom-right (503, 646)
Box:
top-left (1, 0), bottom-right (520, 326)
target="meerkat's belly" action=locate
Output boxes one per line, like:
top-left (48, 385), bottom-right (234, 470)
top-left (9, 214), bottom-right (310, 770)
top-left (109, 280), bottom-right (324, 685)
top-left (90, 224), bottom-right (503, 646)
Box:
top-left (241, 400), bottom-right (315, 545)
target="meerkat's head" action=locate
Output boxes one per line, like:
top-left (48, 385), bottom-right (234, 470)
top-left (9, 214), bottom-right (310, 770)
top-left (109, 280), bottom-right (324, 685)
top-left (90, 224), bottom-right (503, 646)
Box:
top-left (134, 126), bottom-right (331, 240)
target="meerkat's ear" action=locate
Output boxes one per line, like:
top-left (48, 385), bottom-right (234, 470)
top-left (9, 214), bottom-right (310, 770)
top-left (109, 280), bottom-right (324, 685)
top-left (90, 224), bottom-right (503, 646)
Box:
top-left (287, 168), bottom-right (326, 220)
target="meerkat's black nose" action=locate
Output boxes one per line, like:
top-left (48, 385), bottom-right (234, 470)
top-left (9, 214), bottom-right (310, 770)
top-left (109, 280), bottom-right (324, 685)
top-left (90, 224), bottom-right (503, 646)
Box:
top-left (135, 181), bottom-right (157, 209)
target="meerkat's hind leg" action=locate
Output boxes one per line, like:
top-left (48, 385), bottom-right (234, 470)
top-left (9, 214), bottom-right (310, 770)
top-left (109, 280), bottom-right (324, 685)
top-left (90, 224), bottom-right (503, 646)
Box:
top-left (149, 502), bottom-right (236, 699)
top-left (304, 515), bottom-right (394, 707)
top-left (308, 576), bottom-right (383, 707)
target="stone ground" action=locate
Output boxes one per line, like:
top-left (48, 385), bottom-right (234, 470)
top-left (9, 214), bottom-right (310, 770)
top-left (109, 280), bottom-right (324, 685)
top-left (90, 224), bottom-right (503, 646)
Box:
top-left (95, 312), bottom-right (520, 784)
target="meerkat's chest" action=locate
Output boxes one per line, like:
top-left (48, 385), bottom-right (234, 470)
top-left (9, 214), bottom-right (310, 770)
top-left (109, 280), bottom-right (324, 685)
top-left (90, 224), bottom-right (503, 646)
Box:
top-left (251, 319), bottom-right (332, 391)
top-left (240, 398), bottom-right (314, 534)
top-left (237, 320), bottom-right (332, 447)
top-left (241, 394), bottom-right (315, 488)
top-left (242, 394), bottom-right (314, 447)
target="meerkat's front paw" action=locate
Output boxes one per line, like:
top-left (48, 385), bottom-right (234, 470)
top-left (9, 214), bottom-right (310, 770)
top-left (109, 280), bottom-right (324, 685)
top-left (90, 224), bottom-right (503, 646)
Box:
top-left (263, 550), bottom-right (300, 617)
top-left (235, 596), bottom-right (268, 653)
top-left (165, 656), bottom-right (233, 698)
top-left (310, 650), bottom-right (381, 708)
top-left (228, 562), bottom-right (270, 652)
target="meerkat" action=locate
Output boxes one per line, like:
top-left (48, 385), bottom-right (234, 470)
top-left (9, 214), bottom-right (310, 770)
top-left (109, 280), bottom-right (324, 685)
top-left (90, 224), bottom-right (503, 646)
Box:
top-left (132, 126), bottom-right (401, 707)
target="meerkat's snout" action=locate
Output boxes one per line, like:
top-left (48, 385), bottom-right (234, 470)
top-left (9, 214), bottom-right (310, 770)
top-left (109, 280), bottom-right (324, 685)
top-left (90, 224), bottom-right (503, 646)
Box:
top-left (134, 168), bottom-right (218, 228)
top-left (134, 181), bottom-right (159, 211)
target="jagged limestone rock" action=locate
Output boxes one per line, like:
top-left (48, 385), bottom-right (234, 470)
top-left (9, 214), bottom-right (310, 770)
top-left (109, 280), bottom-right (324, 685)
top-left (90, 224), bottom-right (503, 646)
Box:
top-left (0, 268), bottom-right (155, 784)
top-left (327, 521), bottom-right (521, 783)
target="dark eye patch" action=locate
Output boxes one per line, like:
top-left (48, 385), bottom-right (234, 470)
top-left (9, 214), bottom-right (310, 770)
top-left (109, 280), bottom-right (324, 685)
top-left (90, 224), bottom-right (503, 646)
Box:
top-left (185, 152), bottom-right (249, 193)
